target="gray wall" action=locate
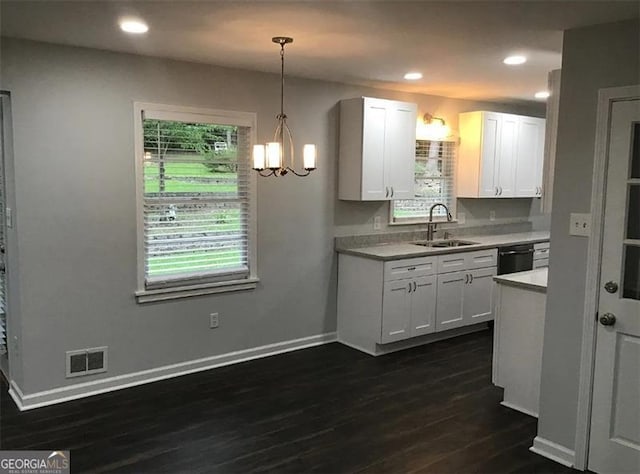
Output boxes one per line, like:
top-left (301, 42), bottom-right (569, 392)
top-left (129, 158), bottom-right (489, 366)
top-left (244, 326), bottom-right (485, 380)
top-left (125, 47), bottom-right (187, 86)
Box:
top-left (537, 19), bottom-right (640, 450)
top-left (0, 38), bottom-right (542, 395)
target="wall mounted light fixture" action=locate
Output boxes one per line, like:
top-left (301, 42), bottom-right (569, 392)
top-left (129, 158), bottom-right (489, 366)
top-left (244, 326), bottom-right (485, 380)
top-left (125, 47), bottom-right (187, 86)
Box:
top-left (420, 113), bottom-right (451, 141)
top-left (252, 37), bottom-right (317, 177)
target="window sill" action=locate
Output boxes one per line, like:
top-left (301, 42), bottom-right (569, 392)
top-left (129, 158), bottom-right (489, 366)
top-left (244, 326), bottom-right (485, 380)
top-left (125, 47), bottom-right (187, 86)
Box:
top-left (389, 219), bottom-right (459, 226)
top-left (135, 277), bottom-right (259, 304)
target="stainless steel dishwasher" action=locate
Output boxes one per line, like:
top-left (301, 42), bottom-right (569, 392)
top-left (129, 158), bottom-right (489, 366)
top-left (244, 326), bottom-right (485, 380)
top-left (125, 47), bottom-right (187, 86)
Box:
top-left (497, 243), bottom-right (534, 274)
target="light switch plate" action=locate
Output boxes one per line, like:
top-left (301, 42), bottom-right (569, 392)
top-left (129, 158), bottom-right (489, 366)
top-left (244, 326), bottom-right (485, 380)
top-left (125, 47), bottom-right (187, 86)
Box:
top-left (373, 215), bottom-right (382, 230)
top-left (569, 213), bottom-right (591, 237)
top-left (457, 212), bottom-right (466, 225)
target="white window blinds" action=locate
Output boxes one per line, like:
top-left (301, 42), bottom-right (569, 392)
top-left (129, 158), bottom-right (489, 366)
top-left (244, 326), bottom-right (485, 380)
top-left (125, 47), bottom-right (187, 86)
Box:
top-left (141, 110), bottom-right (252, 289)
top-left (392, 140), bottom-right (456, 222)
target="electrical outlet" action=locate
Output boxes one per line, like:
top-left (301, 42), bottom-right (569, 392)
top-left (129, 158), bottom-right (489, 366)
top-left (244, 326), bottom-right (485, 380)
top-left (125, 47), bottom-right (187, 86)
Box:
top-left (373, 215), bottom-right (382, 230)
top-left (457, 212), bottom-right (466, 225)
top-left (489, 210), bottom-right (496, 221)
top-left (569, 213), bottom-right (591, 237)
top-left (210, 312), bottom-right (219, 329)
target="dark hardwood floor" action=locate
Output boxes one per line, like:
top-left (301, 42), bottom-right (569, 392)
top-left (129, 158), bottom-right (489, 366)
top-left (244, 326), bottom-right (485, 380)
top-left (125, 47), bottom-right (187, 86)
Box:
top-left (0, 330), bottom-right (577, 473)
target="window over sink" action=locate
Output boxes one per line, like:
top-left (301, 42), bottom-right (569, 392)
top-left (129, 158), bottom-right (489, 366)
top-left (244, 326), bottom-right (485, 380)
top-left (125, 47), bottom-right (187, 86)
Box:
top-left (391, 139), bottom-right (456, 224)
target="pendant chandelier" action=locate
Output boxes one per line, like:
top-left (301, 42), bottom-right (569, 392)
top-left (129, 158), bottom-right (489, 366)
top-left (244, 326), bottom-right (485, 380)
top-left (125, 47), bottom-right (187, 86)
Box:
top-left (252, 37), bottom-right (317, 177)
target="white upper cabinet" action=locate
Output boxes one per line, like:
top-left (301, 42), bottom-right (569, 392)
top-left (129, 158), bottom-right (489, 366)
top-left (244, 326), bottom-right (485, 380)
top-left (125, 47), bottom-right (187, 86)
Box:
top-left (457, 111), bottom-right (546, 198)
top-left (339, 97), bottom-right (417, 200)
top-left (515, 116), bottom-right (546, 197)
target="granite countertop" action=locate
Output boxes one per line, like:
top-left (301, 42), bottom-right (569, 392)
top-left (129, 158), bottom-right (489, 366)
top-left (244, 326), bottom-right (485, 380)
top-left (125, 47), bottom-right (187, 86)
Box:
top-left (493, 267), bottom-right (548, 293)
top-left (336, 231), bottom-right (550, 261)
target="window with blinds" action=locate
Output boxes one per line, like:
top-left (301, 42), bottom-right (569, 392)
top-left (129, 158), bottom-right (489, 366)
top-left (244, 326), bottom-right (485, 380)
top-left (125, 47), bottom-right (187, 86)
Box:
top-left (136, 105), bottom-right (256, 294)
top-left (392, 140), bottom-right (456, 223)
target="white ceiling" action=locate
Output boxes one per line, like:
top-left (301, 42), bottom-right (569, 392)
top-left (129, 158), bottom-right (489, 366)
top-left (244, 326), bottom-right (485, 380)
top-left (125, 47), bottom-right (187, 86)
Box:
top-left (2, 1), bottom-right (639, 105)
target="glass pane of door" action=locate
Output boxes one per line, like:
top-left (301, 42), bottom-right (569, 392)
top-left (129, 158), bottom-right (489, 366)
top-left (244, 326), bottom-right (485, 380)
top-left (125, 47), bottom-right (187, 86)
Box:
top-left (627, 185), bottom-right (640, 240)
top-left (623, 245), bottom-right (640, 300)
top-left (630, 122), bottom-right (640, 179)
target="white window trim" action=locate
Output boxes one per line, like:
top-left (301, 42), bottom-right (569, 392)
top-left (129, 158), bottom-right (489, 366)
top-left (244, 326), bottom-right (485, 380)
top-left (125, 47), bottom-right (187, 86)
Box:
top-left (133, 102), bottom-right (258, 303)
top-left (390, 139), bottom-right (458, 226)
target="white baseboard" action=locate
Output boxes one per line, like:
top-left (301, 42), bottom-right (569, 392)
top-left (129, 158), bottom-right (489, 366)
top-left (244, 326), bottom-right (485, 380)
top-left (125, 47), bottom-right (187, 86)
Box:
top-left (530, 436), bottom-right (575, 468)
top-left (9, 332), bottom-right (337, 411)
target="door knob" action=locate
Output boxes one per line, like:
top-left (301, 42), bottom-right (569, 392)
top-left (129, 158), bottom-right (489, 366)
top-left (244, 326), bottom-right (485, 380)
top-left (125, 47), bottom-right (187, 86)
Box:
top-left (599, 313), bottom-right (616, 326)
top-left (604, 281), bottom-right (618, 294)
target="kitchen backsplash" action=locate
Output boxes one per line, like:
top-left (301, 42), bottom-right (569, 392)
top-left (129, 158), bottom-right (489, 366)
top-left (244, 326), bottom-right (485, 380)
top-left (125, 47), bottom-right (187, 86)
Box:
top-left (334, 197), bottom-right (548, 237)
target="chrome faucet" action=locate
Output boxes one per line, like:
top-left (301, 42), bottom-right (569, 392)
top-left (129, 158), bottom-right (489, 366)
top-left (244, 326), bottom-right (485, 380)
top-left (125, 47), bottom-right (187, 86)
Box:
top-left (426, 203), bottom-right (453, 241)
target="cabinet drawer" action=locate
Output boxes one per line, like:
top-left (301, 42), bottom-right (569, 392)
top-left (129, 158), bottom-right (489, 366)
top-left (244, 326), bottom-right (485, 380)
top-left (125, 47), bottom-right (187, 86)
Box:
top-left (438, 249), bottom-right (497, 273)
top-left (466, 248), bottom-right (498, 270)
top-left (437, 253), bottom-right (468, 274)
top-left (384, 256), bottom-right (436, 281)
top-left (534, 242), bottom-right (550, 260)
top-left (533, 258), bottom-right (549, 269)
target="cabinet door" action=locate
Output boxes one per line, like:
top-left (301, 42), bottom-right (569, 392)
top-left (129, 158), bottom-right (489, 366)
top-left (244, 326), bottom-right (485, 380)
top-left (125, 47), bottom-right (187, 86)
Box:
top-left (411, 275), bottom-right (437, 337)
top-left (464, 267), bottom-right (497, 324)
top-left (361, 100), bottom-right (388, 200)
top-left (436, 271), bottom-right (466, 331)
top-left (381, 279), bottom-right (411, 343)
top-left (479, 112), bottom-right (501, 197)
top-left (515, 116), bottom-right (545, 197)
top-left (385, 102), bottom-right (417, 200)
top-left (533, 258), bottom-right (549, 269)
top-left (496, 114), bottom-right (518, 197)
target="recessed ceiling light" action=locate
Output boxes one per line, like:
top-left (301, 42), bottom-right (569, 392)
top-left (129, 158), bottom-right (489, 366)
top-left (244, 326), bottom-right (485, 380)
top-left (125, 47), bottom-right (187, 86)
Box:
top-left (119, 18), bottom-right (149, 34)
top-left (404, 72), bottom-right (423, 80)
top-left (535, 90), bottom-right (551, 99)
top-left (503, 55), bottom-right (527, 65)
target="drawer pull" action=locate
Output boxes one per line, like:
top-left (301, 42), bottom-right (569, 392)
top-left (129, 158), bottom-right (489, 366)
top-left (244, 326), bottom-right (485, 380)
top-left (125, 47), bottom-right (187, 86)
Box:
top-left (407, 267), bottom-right (416, 271)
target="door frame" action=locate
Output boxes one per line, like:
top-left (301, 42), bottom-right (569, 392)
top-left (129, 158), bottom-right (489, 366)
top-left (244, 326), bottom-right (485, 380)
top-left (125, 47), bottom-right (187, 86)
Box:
top-left (574, 84), bottom-right (640, 471)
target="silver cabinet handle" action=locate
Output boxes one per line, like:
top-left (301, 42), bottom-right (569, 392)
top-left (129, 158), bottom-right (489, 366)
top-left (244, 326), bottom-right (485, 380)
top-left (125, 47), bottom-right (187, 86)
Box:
top-left (413, 281), bottom-right (417, 292)
top-left (390, 187), bottom-right (394, 198)
top-left (407, 282), bottom-right (412, 293)
top-left (499, 186), bottom-right (503, 196)
top-left (470, 273), bottom-right (474, 283)
top-left (385, 187), bottom-right (389, 198)
top-left (494, 186), bottom-right (499, 196)
top-left (465, 274), bottom-right (469, 284)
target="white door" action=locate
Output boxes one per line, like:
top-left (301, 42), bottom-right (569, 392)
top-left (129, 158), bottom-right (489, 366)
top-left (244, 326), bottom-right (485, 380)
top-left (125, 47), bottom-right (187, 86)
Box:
top-left (361, 99), bottom-right (388, 200)
top-left (589, 98), bottom-right (640, 473)
top-left (464, 267), bottom-right (497, 324)
top-left (411, 275), bottom-right (437, 337)
top-left (436, 271), bottom-right (466, 330)
top-left (385, 102), bottom-right (417, 200)
top-left (0, 95), bottom-right (7, 362)
top-left (381, 279), bottom-right (411, 343)
top-left (479, 112), bottom-right (501, 197)
top-left (515, 116), bottom-right (545, 197)
top-left (496, 114), bottom-right (518, 197)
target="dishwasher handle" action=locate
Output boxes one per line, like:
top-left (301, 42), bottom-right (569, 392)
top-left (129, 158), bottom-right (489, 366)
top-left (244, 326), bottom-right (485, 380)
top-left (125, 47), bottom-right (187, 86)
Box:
top-left (499, 249), bottom-right (535, 256)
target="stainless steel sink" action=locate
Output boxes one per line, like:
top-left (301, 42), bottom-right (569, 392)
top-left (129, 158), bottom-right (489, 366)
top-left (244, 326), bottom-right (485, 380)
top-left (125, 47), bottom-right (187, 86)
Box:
top-left (414, 239), bottom-right (478, 248)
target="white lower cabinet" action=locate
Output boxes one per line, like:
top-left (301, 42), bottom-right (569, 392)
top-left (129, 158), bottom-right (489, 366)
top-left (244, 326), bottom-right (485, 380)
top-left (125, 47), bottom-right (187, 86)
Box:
top-left (435, 271), bottom-right (466, 330)
top-left (533, 241), bottom-right (550, 269)
top-left (464, 267), bottom-right (498, 324)
top-left (435, 264), bottom-right (497, 331)
top-left (337, 248), bottom-right (498, 355)
top-left (381, 276), bottom-right (437, 343)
